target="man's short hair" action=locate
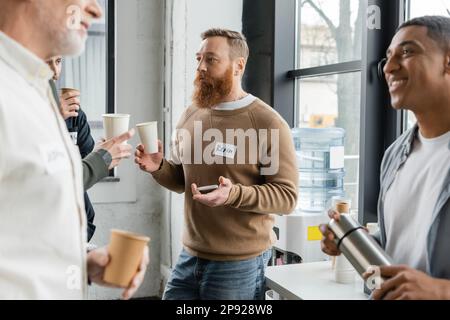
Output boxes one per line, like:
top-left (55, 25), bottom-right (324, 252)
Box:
top-left (398, 15), bottom-right (450, 52)
top-left (201, 28), bottom-right (249, 61)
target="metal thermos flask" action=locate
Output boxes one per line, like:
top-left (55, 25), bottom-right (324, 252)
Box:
top-left (328, 214), bottom-right (393, 280)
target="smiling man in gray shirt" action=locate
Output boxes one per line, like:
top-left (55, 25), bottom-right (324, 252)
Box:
top-left (320, 16), bottom-right (450, 300)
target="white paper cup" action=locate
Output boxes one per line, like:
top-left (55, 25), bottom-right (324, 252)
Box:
top-left (136, 121), bottom-right (158, 154)
top-left (102, 114), bottom-right (130, 141)
top-left (335, 255), bottom-right (356, 284)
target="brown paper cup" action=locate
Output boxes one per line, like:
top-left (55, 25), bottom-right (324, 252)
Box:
top-left (336, 202), bottom-right (350, 214)
top-left (103, 229), bottom-right (150, 287)
top-left (60, 87), bottom-right (80, 96)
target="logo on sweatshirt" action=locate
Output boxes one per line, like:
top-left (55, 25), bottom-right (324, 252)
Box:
top-left (170, 121), bottom-right (281, 175)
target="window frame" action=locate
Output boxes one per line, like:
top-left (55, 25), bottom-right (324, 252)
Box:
top-left (103, 0), bottom-right (118, 180)
top-left (70, 0), bottom-right (117, 179)
top-left (106, 0), bottom-right (115, 116)
top-left (60, 0), bottom-right (116, 130)
top-left (273, 0), bottom-right (406, 224)
top-left (285, 0), bottom-right (364, 128)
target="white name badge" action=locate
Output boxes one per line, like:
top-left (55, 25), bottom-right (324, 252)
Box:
top-left (39, 143), bottom-right (70, 175)
top-left (214, 143), bottom-right (237, 159)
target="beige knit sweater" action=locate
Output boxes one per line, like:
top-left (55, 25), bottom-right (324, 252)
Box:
top-left (152, 98), bottom-right (298, 261)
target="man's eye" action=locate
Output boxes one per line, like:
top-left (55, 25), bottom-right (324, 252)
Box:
top-left (402, 48), bottom-right (412, 55)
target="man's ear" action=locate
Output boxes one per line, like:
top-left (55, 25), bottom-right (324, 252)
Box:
top-left (234, 57), bottom-right (246, 76)
top-left (445, 51), bottom-right (450, 74)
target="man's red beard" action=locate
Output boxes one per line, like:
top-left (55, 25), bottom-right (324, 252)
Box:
top-left (192, 67), bottom-right (234, 108)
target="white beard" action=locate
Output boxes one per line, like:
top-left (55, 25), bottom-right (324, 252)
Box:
top-left (36, 3), bottom-right (87, 58)
top-left (57, 30), bottom-right (86, 57)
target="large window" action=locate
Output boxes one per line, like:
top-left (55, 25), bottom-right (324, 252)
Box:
top-left (269, 0), bottom-right (408, 223)
top-left (408, 0), bottom-right (450, 19)
top-left (298, 0), bottom-right (363, 68)
top-left (57, 0), bottom-right (114, 137)
top-left (403, 0), bottom-right (450, 130)
top-left (294, 0), bottom-right (364, 209)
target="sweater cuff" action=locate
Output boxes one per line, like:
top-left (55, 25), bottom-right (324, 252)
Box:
top-left (96, 149), bottom-right (112, 168)
top-left (151, 158), bottom-right (169, 179)
top-left (224, 184), bottom-right (241, 207)
top-left (89, 151), bottom-right (110, 177)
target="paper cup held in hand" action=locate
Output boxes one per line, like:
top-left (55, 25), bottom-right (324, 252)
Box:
top-left (102, 114), bottom-right (130, 141)
top-left (103, 229), bottom-right (150, 287)
top-left (136, 121), bottom-right (158, 154)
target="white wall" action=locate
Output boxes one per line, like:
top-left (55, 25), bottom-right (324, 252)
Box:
top-left (163, 0), bottom-right (244, 276)
top-left (87, 0), bottom-right (245, 298)
top-left (87, 0), bottom-right (165, 299)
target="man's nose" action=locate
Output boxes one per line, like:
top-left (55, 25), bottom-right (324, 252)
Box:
top-left (383, 55), bottom-right (400, 76)
top-left (197, 60), bottom-right (207, 73)
top-left (86, 0), bottom-right (103, 20)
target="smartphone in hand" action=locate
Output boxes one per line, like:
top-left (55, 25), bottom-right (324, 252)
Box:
top-left (197, 185), bottom-right (219, 194)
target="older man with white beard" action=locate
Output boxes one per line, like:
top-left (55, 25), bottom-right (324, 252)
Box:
top-left (0, 0), bottom-right (148, 299)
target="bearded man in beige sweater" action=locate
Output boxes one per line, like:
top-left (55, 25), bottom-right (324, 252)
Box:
top-left (135, 28), bottom-right (298, 300)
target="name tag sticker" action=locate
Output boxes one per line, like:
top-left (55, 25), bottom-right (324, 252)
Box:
top-left (39, 143), bottom-right (70, 175)
top-left (69, 132), bottom-right (78, 145)
top-left (214, 143), bottom-right (237, 159)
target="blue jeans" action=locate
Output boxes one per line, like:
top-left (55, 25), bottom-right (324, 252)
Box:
top-left (163, 248), bottom-right (272, 300)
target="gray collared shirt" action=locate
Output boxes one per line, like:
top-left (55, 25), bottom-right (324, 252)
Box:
top-left (377, 124), bottom-right (450, 279)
